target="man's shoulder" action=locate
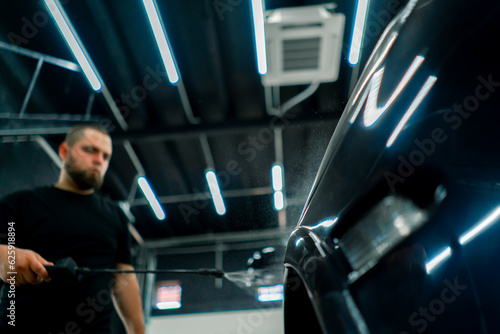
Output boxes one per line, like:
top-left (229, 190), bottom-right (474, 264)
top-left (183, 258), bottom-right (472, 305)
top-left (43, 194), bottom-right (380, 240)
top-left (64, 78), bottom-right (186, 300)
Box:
top-left (1, 186), bottom-right (54, 203)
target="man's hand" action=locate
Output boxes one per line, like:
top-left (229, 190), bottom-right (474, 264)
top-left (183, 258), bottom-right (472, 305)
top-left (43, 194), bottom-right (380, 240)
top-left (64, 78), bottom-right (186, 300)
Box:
top-left (0, 245), bottom-right (53, 286)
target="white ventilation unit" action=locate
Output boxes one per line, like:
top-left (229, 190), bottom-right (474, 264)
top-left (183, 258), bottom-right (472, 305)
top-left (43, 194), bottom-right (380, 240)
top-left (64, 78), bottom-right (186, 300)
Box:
top-left (262, 4), bottom-right (345, 86)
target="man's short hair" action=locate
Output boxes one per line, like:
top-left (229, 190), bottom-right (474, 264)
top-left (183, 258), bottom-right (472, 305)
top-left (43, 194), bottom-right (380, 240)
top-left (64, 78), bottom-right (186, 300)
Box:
top-left (64, 124), bottom-right (110, 148)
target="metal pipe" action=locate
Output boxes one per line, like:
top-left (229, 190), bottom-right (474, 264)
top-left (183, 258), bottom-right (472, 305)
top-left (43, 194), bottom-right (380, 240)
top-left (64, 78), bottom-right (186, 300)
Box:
top-left (176, 77), bottom-right (201, 125)
top-left (33, 136), bottom-right (63, 169)
top-left (19, 58), bottom-right (44, 117)
top-left (199, 133), bottom-right (215, 170)
top-left (0, 40), bottom-right (80, 72)
top-left (131, 186), bottom-right (273, 206)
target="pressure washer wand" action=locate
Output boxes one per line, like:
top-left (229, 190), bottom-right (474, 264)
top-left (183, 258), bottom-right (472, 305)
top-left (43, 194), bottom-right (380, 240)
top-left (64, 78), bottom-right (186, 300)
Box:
top-left (45, 257), bottom-right (225, 280)
top-left (77, 267), bottom-right (225, 278)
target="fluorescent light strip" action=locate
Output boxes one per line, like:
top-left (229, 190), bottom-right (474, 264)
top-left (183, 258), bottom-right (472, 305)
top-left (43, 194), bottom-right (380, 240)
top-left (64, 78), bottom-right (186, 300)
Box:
top-left (271, 165), bottom-right (283, 191)
top-left (274, 191), bottom-right (284, 211)
top-left (44, 0), bottom-right (102, 91)
top-left (348, 0), bottom-right (371, 65)
top-left (251, 0), bottom-right (267, 75)
top-left (137, 177), bottom-right (166, 220)
top-left (262, 247), bottom-right (275, 253)
top-left (205, 171), bottom-right (226, 215)
top-left (258, 293), bottom-right (284, 302)
top-left (258, 284), bottom-right (284, 302)
top-left (425, 247), bottom-right (452, 274)
top-left (459, 206), bottom-right (500, 246)
top-left (386, 75), bottom-right (437, 147)
top-left (142, 0), bottom-right (179, 84)
top-left (363, 56), bottom-right (425, 127)
top-left (156, 301), bottom-right (181, 310)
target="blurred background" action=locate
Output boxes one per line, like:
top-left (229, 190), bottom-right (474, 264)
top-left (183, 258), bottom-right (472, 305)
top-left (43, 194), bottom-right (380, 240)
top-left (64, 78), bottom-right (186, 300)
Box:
top-left (0, 0), bottom-right (407, 332)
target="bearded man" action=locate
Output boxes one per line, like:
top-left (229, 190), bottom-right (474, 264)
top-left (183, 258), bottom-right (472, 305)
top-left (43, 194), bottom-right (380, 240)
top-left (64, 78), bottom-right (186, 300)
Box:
top-left (0, 124), bottom-right (145, 333)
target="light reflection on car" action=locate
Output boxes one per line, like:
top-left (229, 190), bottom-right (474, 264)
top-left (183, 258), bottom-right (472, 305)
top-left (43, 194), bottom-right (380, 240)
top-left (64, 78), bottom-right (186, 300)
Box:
top-left (284, 0), bottom-right (500, 333)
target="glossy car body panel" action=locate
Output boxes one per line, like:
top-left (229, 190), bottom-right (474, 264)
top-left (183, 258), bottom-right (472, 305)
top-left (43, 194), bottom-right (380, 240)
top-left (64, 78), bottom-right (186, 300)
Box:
top-left (284, 0), bottom-right (500, 333)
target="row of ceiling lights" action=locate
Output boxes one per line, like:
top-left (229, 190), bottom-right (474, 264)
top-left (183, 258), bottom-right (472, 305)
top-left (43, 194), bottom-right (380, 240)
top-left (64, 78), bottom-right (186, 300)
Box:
top-left (42, 0), bottom-right (374, 220)
top-left (139, 165), bottom-right (285, 221)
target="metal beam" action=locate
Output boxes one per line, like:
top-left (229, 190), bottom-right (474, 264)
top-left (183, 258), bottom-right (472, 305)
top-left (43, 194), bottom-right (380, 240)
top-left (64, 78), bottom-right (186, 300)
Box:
top-left (123, 140), bottom-right (146, 176)
top-left (131, 186), bottom-right (273, 206)
top-left (144, 227), bottom-right (292, 250)
top-left (0, 113), bottom-right (101, 122)
top-left (0, 40), bottom-right (80, 71)
top-left (0, 40), bottom-right (127, 131)
top-left (176, 77), bottom-right (201, 125)
top-left (33, 136), bottom-right (63, 169)
top-left (19, 58), bottom-right (44, 117)
top-left (0, 127), bottom-right (72, 136)
top-left (199, 134), bottom-right (215, 170)
top-left (111, 115), bottom-right (339, 143)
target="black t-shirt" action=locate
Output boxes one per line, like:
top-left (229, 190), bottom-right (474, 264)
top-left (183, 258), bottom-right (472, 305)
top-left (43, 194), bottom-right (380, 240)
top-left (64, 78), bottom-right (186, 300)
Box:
top-left (0, 186), bottom-right (132, 333)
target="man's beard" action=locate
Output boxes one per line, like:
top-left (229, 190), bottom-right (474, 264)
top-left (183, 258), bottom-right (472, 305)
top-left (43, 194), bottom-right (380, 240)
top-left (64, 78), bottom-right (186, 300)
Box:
top-left (64, 152), bottom-right (104, 190)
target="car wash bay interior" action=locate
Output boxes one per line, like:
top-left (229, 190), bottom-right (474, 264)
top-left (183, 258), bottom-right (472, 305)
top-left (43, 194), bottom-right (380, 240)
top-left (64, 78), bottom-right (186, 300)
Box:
top-left (0, 0), bottom-right (405, 332)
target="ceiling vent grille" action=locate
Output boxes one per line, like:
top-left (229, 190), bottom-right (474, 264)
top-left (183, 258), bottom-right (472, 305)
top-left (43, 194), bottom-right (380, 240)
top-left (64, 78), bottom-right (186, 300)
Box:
top-left (262, 4), bottom-right (345, 86)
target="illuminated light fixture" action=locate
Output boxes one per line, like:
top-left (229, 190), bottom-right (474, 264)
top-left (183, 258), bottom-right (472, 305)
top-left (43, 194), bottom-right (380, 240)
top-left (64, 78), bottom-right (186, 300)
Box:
top-left (273, 191), bottom-right (284, 211)
top-left (156, 281), bottom-right (182, 310)
top-left (156, 301), bottom-right (181, 310)
top-left (363, 56), bottom-right (425, 127)
top-left (425, 247), bottom-right (452, 274)
top-left (258, 284), bottom-right (284, 302)
top-left (262, 247), bottom-right (275, 253)
top-left (141, 0), bottom-right (179, 84)
top-left (251, 0), bottom-right (267, 75)
top-left (205, 170), bottom-right (226, 215)
top-left (44, 0), bottom-right (102, 91)
top-left (348, 0), bottom-right (371, 65)
top-left (138, 176), bottom-right (166, 220)
top-left (386, 75), bottom-right (437, 147)
top-left (272, 164), bottom-right (284, 211)
top-left (459, 206), bottom-right (500, 246)
top-left (271, 164), bottom-right (283, 191)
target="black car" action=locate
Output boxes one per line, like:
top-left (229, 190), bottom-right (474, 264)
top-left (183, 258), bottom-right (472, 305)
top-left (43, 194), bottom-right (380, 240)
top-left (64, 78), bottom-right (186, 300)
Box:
top-left (284, 0), bottom-right (500, 333)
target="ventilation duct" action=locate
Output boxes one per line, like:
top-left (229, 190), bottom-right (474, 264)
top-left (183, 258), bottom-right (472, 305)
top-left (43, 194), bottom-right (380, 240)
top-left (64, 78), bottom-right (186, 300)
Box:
top-left (262, 4), bottom-right (345, 86)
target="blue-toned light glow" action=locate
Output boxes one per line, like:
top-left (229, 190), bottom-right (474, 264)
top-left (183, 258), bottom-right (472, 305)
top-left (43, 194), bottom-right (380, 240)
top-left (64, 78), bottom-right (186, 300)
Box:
top-left (363, 56), bottom-right (425, 127)
top-left (272, 164), bottom-right (283, 191)
top-left (348, 0), bottom-right (371, 65)
top-left (138, 176), bottom-right (166, 220)
top-left (206, 170), bottom-right (226, 215)
top-left (459, 206), bottom-right (500, 246)
top-left (251, 0), bottom-right (267, 75)
top-left (425, 247), bottom-right (451, 274)
top-left (258, 284), bottom-right (284, 302)
top-left (45, 0), bottom-right (102, 91)
top-left (142, 0), bottom-right (179, 84)
top-left (156, 301), bottom-right (181, 310)
top-left (386, 75), bottom-right (437, 147)
top-left (274, 191), bottom-right (284, 211)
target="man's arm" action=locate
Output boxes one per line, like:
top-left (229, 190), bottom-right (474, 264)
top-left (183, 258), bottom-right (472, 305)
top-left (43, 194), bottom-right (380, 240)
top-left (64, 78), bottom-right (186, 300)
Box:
top-left (0, 245), bottom-right (52, 285)
top-left (112, 262), bottom-right (145, 334)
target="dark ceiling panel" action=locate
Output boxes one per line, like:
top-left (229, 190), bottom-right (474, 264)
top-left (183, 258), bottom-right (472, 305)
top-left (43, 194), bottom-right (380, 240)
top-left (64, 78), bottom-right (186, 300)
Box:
top-left (0, 0), bottom-right (402, 240)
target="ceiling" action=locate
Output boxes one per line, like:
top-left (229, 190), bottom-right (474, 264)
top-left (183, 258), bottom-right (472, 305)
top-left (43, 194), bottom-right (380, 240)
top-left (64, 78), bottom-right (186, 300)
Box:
top-left (0, 0), bottom-right (405, 240)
